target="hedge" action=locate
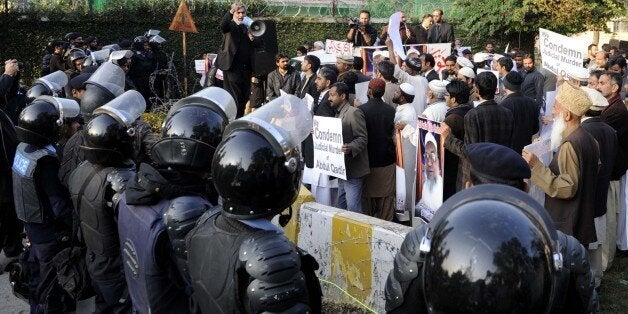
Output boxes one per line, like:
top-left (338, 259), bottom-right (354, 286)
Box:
top-left (0, 12), bottom-right (351, 89)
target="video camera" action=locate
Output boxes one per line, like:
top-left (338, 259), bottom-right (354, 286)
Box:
top-left (348, 17), bottom-right (364, 29)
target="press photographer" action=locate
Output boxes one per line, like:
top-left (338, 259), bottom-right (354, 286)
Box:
top-left (346, 9), bottom-right (378, 47)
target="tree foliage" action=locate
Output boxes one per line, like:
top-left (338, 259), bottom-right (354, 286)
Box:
top-left (455, 0), bottom-right (626, 39)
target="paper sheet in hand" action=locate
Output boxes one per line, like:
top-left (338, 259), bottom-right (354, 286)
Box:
top-left (313, 116), bottom-right (347, 180)
top-left (303, 93), bottom-right (314, 112)
top-left (539, 90), bottom-right (557, 140)
top-left (388, 12), bottom-right (406, 59)
top-left (195, 60), bottom-right (206, 74)
top-left (355, 81), bottom-right (369, 105)
top-left (524, 138), bottom-right (551, 207)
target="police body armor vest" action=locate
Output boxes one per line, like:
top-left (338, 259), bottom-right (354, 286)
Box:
top-left (12, 142), bottom-right (57, 223)
top-left (187, 211), bottom-right (318, 313)
top-left (117, 195), bottom-right (189, 314)
top-left (69, 161), bottom-right (131, 257)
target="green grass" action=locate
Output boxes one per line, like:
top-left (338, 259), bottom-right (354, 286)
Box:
top-left (600, 255), bottom-right (628, 313)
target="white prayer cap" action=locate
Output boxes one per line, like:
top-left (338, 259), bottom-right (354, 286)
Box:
top-left (406, 48), bottom-right (421, 57)
top-left (373, 50), bottom-right (390, 59)
top-left (428, 79), bottom-right (448, 94)
top-left (473, 52), bottom-right (489, 63)
top-left (458, 67), bottom-right (476, 79)
top-left (399, 82), bottom-right (416, 96)
top-left (581, 86), bottom-right (609, 110)
top-left (456, 56), bottom-right (474, 69)
top-left (566, 67), bottom-right (590, 82)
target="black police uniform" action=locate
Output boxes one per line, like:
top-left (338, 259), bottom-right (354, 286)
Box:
top-left (12, 97), bottom-right (79, 313)
top-left (385, 185), bottom-right (598, 313)
top-left (117, 163), bottom-right (214, 313)
top-left (186, 104), bottom-right (323, 312)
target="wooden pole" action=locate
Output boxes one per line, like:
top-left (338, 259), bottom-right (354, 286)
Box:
top-left (182, 31), bottom-right (188, 96)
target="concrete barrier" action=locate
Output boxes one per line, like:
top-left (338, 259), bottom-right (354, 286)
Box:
top-left (293, 202), bottom-right (412, 313)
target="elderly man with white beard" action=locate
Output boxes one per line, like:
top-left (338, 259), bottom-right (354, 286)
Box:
top-left (415, 132), bottom-right (443, 221)
top-left (522, 83), bottom-right (600, 247)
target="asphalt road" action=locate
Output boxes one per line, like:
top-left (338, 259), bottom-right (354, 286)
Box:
top-left (0, 272), bottom-right (29, 313)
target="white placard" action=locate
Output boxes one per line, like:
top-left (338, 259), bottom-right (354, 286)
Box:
top-left (325, 39), bottom-right (353, 56)
top-left (355, 81), bottom-right (369, 105)
top-left (388, 12), bottom-right (406, 60)
top-left (313, 116), bottom-right (347, 180)
top-left (194, 60), bottom-right (205, 74)
top-left (539, 28), bottom-right (587, 76)
top-left (524, 138), bottom-right (552, 207)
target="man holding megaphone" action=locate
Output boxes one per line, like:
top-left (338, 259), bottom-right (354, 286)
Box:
top-left (216, 3), bottom-right (263, 117)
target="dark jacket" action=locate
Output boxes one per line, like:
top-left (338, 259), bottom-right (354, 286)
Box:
top-left (215, 11), bottom-right (260, 72)
top-left (266, 66), bottom-right (301, 101)
top-left (500, 92), bottom-right (540, 154)
top-left (0, 109), bottom-right (16, 204)
top-left (442, 104), bottom-right (472, 199)
top-left (581, 117), bottom-right (618, 217)
top-left (413, 25), bottom-right (429, 44)
top-left (520, 68), bottom-right (545, 109)
top-left (545, 127), bottom-right (599, 245)
top-left (297, 73), bottom-right (318, 99)
top-left (444, 100), bottom-right (514, 185)
top-left (600, 94), bottom-right (628, 179)
top-left (359, 98), bottom-right (396, 167)
top-left (336, 102), bottom-right (369, 179)
top-left (348, 25), bottom-right (378, 47)
top-left (427, 21), bottom-right (454, 44)
top-left (425, 69), bottom-right (439, 82)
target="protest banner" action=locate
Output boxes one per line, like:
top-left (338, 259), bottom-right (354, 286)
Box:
top-left (359, 44), bottom-right (451, 77)
top-left (413, 118), bottom-right (444, 226)
top-left (325, 39), bottom-right (353, 56)
top-left (539, 28), bottom-right (587, 77)
top-left (313, 116), bottom-right (347, 180)
top-left (523, 138), bottom-right (552, 206)
top-left (388, 12), bottom-right (406, 60)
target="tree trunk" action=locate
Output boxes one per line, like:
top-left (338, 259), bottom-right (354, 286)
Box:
top-left (593, 31), bottom-right (600, 45)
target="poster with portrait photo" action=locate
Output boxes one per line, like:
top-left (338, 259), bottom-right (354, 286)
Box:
top-left (413, 118), bottom-right (445, 227)
top-left (358, 43), bottom-right (451, 77)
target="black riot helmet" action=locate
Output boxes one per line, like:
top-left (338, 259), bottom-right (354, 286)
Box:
top-left (80, 62), bottom-right (126, 119)
top-left (419, 184), bottom-right (562, 314)
top-left (26, 70), bottom-right (68, 102)
top-left (81, 90), bottom-right (146, 165)
top-left (16, 96), bottom-right (80, 146)
top-left (212, 94), bottom-right (312, 219)
top-left (151, 87), bottom-right (237, 172)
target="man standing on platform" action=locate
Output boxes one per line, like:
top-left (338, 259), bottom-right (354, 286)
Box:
top-left (216, 3), bottom-right (261, 117)
top-left (427, 9), bottom-right (454, 44)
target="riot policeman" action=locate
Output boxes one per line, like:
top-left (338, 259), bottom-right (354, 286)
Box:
top-left (147, 35), bottom-right (169, 100)
top-left (116, 87), bottom-right (237, 313)
top-left (26, 70), bottom-right (68, 101)
top-left (58, 62), bottom-right (153, 188)
top-left (12, 96), bottom-right (80, 313)
top-left (385, 184), bottom-right (599, 313)
top-left (186, 94), bottom-right (322, 313)
top-left (68, 90), bottom-right (146, 313)
top-left (128, 36), bottom-right (154, 107)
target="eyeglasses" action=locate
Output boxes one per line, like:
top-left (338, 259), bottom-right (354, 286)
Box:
top-left (423, 152), bottom-right (438, 161)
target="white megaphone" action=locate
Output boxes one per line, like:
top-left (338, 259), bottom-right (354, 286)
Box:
top-left (243, 16), bottom-right (266, 37)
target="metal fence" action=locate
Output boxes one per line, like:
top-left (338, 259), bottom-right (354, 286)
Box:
top-left (217, 0), bottom-right (456, 19)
